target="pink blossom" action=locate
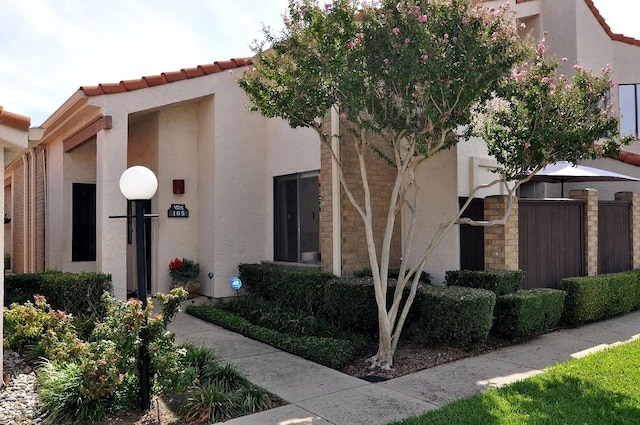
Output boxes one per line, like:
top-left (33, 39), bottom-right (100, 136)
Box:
top-left (491, 32), bottom-right (498, 42)
top-left (444, 33), bottom-right (449, 39)
top-left (462, 16), bottom-right (469, 24)
top-left (504, 1), bottom-right (512, 9)
top-left (119, 373), bottom-right (125, 380)
top-left (537, 43), bottom-right (546, 54)
top-left (405, 38), bottom-right (411, 44)
top-left (561, 57), bottom-right (568, 63)
top-left (417, 14), bottom-right (428, 23)
top-left (573, 64), bottom-right (583, 70)
top-left (383, 58), bottom-right (389, 64)
top-left (541, 77), bottom-right (550, 84)
top-left (524, 142), bottom-right (531, 149)
top-left (446, 1), bottom-right (452, 6)
top-left (324, 3), bottom-right (332, 10)
top-left (519, 22), bottom-right (526, 29)
top-left (392, 27), bottom-right (400, 35)
top-left (565, 84), bottom-right (573, 90)
top-left (609, 80), bottom-right (617, 88)
top-left (421, 54), bottom-right (429, 61)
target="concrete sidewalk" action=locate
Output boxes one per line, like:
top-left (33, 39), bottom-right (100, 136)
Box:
top-left (168, 303), bottom-right (640, 425)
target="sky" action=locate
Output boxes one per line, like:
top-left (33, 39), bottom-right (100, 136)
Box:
top-left (0, 0), bottom-right (637, 126)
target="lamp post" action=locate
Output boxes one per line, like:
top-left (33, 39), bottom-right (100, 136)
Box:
top-left (118, 165), bottom-right (158, 411)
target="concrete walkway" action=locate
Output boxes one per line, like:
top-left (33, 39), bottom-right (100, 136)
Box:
top-left (168, 302), bottom-right (640, 425)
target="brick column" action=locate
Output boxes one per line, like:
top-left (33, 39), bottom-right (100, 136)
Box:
top-left (615, 191), bottom-right (640, 269)
top-left (483, 195), bottom-right (519, 270)
top-left (569, 189), bottom-right (598, 276)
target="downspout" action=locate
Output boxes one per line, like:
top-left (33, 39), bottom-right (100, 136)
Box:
top-left (331, 106), bottom-right (342, 277)
top-left (21, 155), bottom-right (28, 273)
top-left (29, 148), bottom-right (36, 272)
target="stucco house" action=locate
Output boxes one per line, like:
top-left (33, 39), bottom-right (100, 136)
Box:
top-left (5, 0), bottom-right (640, 300)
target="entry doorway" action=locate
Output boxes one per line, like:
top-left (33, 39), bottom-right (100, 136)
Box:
top-left (274, 172), bottom-right (320, 263)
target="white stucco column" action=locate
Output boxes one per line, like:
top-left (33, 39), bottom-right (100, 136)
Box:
top-left (96, 112), bottom-right (128, 299)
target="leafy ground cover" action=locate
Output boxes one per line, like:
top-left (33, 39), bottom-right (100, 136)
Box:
top-left (390, 338), bottom-right (640, 425)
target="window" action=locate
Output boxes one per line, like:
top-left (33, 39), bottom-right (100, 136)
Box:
top-left (274, 172), bottom-right (320, 263)
top-left (72, 183), bottom-right (96, 261)
top-left (619, 84), bottom-right (640, 137)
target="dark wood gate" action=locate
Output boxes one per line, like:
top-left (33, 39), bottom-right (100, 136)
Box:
top-left (598, 201), bottom-right (631, 274)
top-left (519, 199), bottom-right (585, 289)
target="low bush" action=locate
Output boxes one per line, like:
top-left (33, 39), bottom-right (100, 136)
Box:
top-left (354, 267), bottom-right (431, 284)
top-left (238, 263), bottom-right (334, 314)
top-left (187, 304), bottom-right (358, 369)
top-left (493, 288), bottom-right (566, 339)
top-left (445, 269), bottom-right (523, 296)
top-left (419, 285), bottom-right (496, 348)
top-left (219, 297), bottom-right (348, 339)
top-left (11, 288), bottom-right (189, 424)
top-left (5, 271), bottom-right (112, 318)
top-left (321, 277), bottom-right (424, 334)
top-left (178, 344), bottom-right (275, 423)
top-left (561, 271), bottom-right (640, 327)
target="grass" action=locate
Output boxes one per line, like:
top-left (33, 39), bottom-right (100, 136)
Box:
top-left (390, 338), bottom-right (640, 425)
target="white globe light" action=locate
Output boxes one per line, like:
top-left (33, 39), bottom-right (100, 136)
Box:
top-left (119, 166), bottom-right (158, 200)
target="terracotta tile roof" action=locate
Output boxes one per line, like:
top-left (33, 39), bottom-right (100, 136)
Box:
top-left (0, 105), bottom-right (30, 131)
top-left (584, 0), bottom-right (640, 47)
top-left (81, 58), bottom-right (253, 97)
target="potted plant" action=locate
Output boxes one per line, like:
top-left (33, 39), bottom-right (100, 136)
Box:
top-left (168, 257), bottom-right (200, 298)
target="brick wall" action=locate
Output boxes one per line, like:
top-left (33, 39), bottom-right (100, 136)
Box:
top-left (570, 189), bottom-right (598, 276)
top-left (12, 162), bottom-right (24, 273)
top-left (319, 140), bottom-right (334, 273)
top-left (319, 118), bottom-right (401, 275)
top-left (483, 195), bottom-right (519, 270)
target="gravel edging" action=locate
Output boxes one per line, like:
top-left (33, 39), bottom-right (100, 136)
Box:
top-left (1, 351), bottom-right (46, 425)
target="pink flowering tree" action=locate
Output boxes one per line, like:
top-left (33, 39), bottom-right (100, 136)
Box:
top-left (239, 0), bottom-right (627, 369)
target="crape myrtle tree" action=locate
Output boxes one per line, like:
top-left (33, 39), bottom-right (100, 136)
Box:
top-left (239, 0), bottom-right (626, 369)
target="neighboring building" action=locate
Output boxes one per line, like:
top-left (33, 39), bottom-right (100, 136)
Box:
top-left (1, 105), bottom-right (33, 387)
top-left (5, 0), bottom-right (640, 300)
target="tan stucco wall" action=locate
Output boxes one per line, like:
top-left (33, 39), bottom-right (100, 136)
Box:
top-left (404, 148), bottom-right (460, 285)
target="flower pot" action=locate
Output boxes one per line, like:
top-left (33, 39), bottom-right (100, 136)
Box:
top-left (174, 280), bottom-right (200, 299)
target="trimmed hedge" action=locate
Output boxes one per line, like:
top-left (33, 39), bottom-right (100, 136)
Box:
top-left (187, 304), bottom-right (357, 369)
top-left (322, 277), bottom-right (424, 334)
top-left (354, 268), bottom-right (431, 284)
top-left (445, 270), bottom-right (524, 296)
top-left (561, 271), bottom-right (640, 327)
top-left (493, 288), bottom-right (566, 339)
top-left (420, 285), bottom-right (496, 348)
top-left (5, 271), bottom-right (112, 318)
top-left (238, 263), bottom-right (334, 314)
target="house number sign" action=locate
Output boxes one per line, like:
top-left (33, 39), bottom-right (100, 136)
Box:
top-left (168, 204), bottom-right (189, 218)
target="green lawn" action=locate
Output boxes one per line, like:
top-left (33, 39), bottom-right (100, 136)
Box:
top-left (390, 338), bottom-right (640, 425)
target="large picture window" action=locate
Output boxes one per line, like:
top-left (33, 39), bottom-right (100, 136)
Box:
top-left (619, 84), bottom-right (640, 137)
top-left (274, 172), bottom-right (320, 263)
top-left (72, 183), bottom-right (96, 262)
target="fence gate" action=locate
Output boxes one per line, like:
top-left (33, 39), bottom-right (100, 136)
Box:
top-left (598, 201), bottom-right (631, 274)
top-left (518, 199), bottom-right (585, 289)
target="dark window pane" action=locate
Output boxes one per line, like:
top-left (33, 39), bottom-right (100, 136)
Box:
top-left (72, 183), bottom-right (96, 262)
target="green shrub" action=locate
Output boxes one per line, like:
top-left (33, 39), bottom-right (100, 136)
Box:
top-left (354, 267), bottom-right (431, 284)
top-left (238, 263), bottom-right (334, 314)
top-left (561, 271), bottom-right (640, 327)
top-left (4, 273), bottom-right (46, 306)
top-left (321, 277), bottom-right (424, 334)
top-left (445, 269), bottom-right (523, 296)
top-left (187, 305), bottom-right (357, 369)
top-left (419, 285), bottom-right (496, 348)
top-left (219, 297), bottom-right (348, 339)
top-left (5, 271), bottom-right (112, 320)
top-left (493, 289), bottom-right (566, 339)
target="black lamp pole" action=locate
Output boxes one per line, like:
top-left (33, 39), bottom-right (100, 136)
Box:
top-left (135, 199), bottom-right (151, 411)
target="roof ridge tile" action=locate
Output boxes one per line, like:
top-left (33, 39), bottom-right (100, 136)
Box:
top-left (80, 56), bottom-right (253, 97)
